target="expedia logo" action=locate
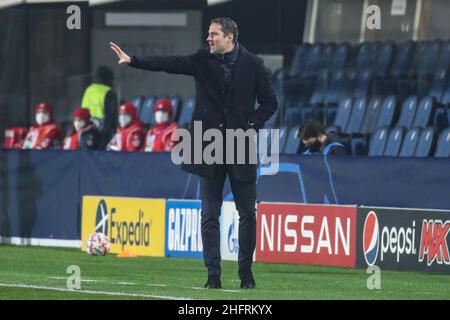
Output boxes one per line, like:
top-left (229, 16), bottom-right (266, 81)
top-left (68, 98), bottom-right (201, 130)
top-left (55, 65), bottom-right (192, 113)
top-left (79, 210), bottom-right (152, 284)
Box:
top-left (95, 200), bottom-right (108, 236)
top-left (363, 211), bottom-right (379, 266)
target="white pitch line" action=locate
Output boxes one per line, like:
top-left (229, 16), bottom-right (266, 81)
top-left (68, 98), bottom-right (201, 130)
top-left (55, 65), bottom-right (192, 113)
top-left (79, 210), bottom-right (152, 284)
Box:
top-left (0, 283), bottom-right (193, 300)
top-left (48, 277), bottom-right (167, 287)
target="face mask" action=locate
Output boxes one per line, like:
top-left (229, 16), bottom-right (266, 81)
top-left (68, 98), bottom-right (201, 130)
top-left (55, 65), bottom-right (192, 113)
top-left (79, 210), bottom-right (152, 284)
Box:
top-left (155, 111), bottom-right (169, 124)
top-left (306, 139), bottom-right (322, 153)
top-left (74, 120), bottom-right (86, 132)
top-left (118, 114), bottom-right (132, 128)
top-left (36, 112), bottom-right (50, 126)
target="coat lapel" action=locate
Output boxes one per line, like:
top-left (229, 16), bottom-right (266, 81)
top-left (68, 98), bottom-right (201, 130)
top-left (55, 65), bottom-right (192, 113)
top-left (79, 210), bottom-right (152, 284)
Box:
top-left (206, 55), bottom-right (226, 93)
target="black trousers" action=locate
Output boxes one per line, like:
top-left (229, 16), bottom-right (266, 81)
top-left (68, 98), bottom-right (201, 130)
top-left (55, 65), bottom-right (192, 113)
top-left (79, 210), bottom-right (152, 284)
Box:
top-left (200, 165), bottom-right (257, 280)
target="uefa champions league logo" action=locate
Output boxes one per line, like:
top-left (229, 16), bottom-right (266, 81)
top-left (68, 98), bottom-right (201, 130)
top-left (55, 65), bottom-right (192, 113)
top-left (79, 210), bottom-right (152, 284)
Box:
top-left (95, 200), bottom-right (109, 236)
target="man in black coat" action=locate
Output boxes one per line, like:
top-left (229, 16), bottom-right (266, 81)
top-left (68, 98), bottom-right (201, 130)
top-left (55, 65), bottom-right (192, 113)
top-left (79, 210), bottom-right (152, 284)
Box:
top-left (110, 17), bottom-right (278, 289)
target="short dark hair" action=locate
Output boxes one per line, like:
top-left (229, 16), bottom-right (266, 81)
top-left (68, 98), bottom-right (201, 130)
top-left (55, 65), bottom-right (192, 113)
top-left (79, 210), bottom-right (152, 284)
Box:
top-left (210, 17), bottom-right (239, 43)
top-left (299, 120), bottom-right (325, 140)
top-left (95, 65), bottom-right (114, 86)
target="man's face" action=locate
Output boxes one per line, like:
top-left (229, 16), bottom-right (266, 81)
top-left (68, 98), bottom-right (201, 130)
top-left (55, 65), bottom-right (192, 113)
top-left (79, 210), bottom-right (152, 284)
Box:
top-left (206, 23), bottom-right (234, 54)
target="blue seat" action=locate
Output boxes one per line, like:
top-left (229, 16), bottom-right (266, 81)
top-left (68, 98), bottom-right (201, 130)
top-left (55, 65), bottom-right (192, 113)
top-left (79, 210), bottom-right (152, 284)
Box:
top-left (323, 69), bottom-right (346, 104)
top-left (131, 96), bottom-right (145, 115)
top-left (441, 79), bottom-right (450, 106)
top-left (283, 125), bottom-right (301, 154)
top-left (397, 96), bottom-right (418, 129)
top-left (341, 70), bottom-right (358, 99)
top-left (390, 41), bottom-right (416, 78)
top-left (139, 96), bottom-right (157, 125)
top-left (284, 107), bottom-right (302, 127)
top-left (428, 69), bottom-right (448, 104)
top-left (375, 41), bottom-right (395, 77)
top-left (309, 70), bottom-right (329, 105)
top-left (368, 127), bottom-right (390, 156)
top-left (412, 96), bottom-right (435, 129)
top-left (327, 98), bottom-right (353, 134)
top-left (169, 95), bottom-right (182, 122)
top-left (376, 95), bottom-right (398, 129)
top-left (435, 40), bottom-right (450, 72)
top-left (399, 127), bottom-right (421, 157)
top-left (384, 126), bottom-right (406, 156)
top-left (360, 96), bottom-right (383, 134)
top-left (355, 42), bottom-right (378, 71)
top-left (318, 42), bottom-right (336, 72)
top-left (278, 125), bottom-right (289, 152)
top-left (354, 70), bottom-right (373, 99)
top-left (415, 127), bottom-right (435, 157)
top-left (407, 41), bottom-right (430, 77)
top-left (331, 42), bottom-right (351, 70)
top-left (178, 96), bottom-right (196, 127)
top-left (434, 127), bottom-right (450, 157)
top-left (289, 43), bottom-right (311, 78)
top-left (303, 42), bottom-right (324, 77)
top-left (345, 98), bottom-right (366, 134)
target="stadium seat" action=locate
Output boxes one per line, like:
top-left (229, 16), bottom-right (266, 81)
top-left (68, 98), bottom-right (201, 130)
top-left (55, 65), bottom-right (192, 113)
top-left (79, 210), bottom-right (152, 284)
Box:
top-left (308, 70), bottom-right (329, 105)
top-left (384, 126), bottom-right (406, 157)
top-left (354, 70), bottom-right (373, 99)
top-left (341, 70), bottom-right (358, 99)
top-left (331, 42), bottom-right (351, 70)
top-left (278, 125), bottom-right (289, 152)
top-left (283, 125), bottom-right (301, 154)
top-left (441, 79), bottom-right (450, 106)
top-left (375, 95), bottom-right (398, 129)
top-left (355, 42), bottom-right (378, 72)
top-left (139, 96), bottom-right (157, 125)
top-left (435, 40), bottom-right (450, 72)
top-left (131, 96), bottom-right (145, 115)
top-left (344, 98), bottom-right (366, 134)
top-left (397, 96), bottom-right (418, 129)
top-left (359, 96), bottom-right (383, 134)
top-left (284, 107), bottom-right (302, 127)
top-left (375, 41), bottom-right (395, 77)
top-left (323, 69), bottom-right (346, 105)
top-left (289, 43), bottom-right (311, 78)
top-left (434, 127), bottom-right (450, 157)
top-left (428, 69), bottom-right (448, 104)
top-left (178, 96), bottom-right (196, 127)
top-left (412, 96), bottom-right (435, 129)
top-left (303, 42), bottom-right (324, 78)
top-left (169, 95), bottom-right (182, 122)
top-left (415, 127), bottom-right (435, 157)
top-left (318, 42), bottom-right (336, 72)
top-left (399, 127), bottom-right (421, 157)
top-left (390, 40), bottom-right (416, 78)
top-left (368, 126), bottom-right (390, 156)
top-left (326, 97), bottom-right (353, 134)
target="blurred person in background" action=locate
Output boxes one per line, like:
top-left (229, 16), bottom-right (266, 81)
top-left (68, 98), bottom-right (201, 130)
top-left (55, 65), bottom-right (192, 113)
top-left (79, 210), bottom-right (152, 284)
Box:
top-left (3, 127), bottom-right (29, 149)
top-left (143, 98), bottom-right (178, 152)
top-left (63, 108), bottom-right (101, 150)
top-left (299, 119), bottom-right (347, 156)
top-left (22, 102), bottom-right (62, 150)
top-left (107, 102), bottom-right (146, 152)
top-left (81, 65), bottom-right (118, 148)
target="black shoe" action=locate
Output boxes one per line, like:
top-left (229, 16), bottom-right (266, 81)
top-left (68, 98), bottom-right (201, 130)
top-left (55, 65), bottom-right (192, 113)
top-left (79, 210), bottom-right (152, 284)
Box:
top-left (204, 276), bottom-right (221, 289)
top-left (240, 278), bottom-right (256, 289)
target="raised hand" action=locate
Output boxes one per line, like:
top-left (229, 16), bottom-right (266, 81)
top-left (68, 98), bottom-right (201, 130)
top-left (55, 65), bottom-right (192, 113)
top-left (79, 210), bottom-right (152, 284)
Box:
top-left (109, 41), bottom-right (131, 64)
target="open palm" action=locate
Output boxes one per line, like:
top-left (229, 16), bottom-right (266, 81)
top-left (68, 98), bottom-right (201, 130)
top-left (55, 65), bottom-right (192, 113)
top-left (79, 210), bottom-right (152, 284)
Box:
top-left (109, 42), bottom-right (131, 64)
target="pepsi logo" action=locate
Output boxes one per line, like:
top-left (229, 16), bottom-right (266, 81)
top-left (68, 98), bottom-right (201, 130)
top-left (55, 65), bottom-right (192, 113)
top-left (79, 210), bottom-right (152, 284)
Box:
top-left (363, 211), bottom-right (379, 266)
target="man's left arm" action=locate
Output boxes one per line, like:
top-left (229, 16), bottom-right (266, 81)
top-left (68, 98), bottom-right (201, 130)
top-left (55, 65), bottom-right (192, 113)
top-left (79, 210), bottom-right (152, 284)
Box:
top-left (249, 59), bottom-right (278, 129)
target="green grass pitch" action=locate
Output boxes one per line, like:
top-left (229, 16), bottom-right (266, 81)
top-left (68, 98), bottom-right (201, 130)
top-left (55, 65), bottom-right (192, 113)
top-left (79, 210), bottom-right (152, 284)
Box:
top-left (0, 245), bottom-right (449, 300)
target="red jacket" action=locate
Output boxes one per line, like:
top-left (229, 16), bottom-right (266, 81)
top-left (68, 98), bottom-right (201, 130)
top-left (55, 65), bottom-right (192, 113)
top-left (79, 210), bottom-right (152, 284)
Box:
top-left (63, 124), bottom-right (98, 150)
top-left (107, 120), bottom-right (146, 152)
top-left (3, 127), bottom-right (29, 149)
top-left (144, 121), bottom-right (178, 152)
top-left (22, 123), bottom-right (62, 150)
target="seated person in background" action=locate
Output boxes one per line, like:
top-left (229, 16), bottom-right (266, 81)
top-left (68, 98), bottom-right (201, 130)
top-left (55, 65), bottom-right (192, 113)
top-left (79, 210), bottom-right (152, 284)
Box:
top-left (107, 102), bottom-right (146, 152)
top-left (299, 119), bottom-right (347, 156)
top-left (63, 108), bottom-right (101, 150)
top-left (22, 102), bottom-right (62, 150)
top-left (143, 98), bottom-right (178, 152)
top-left (3, 127), bottom-right (29, 149)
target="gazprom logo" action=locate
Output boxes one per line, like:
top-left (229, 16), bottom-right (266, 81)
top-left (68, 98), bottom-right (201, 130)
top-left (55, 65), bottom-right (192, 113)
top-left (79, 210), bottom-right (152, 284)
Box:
top-left (363, 211), bottom-right (379, 266)
top-left (95, 200), bottom-right (108, 236)
top-left (227, 216), bottom-right (239, 254)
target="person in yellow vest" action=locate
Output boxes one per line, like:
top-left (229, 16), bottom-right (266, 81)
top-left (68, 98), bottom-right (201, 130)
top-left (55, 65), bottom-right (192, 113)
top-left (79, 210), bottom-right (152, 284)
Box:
top-left (81, 66), bottom-right (118, 148)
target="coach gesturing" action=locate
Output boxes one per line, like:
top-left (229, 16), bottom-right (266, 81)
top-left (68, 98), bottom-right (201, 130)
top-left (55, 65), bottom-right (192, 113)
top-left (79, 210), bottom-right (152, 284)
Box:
top-left (110, 17), bottom-right (278, 289)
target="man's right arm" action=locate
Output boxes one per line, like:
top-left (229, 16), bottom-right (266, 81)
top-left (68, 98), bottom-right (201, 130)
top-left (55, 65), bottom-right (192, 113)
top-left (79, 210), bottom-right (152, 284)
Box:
top-left (128, 55), bottom-right (198, 76)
